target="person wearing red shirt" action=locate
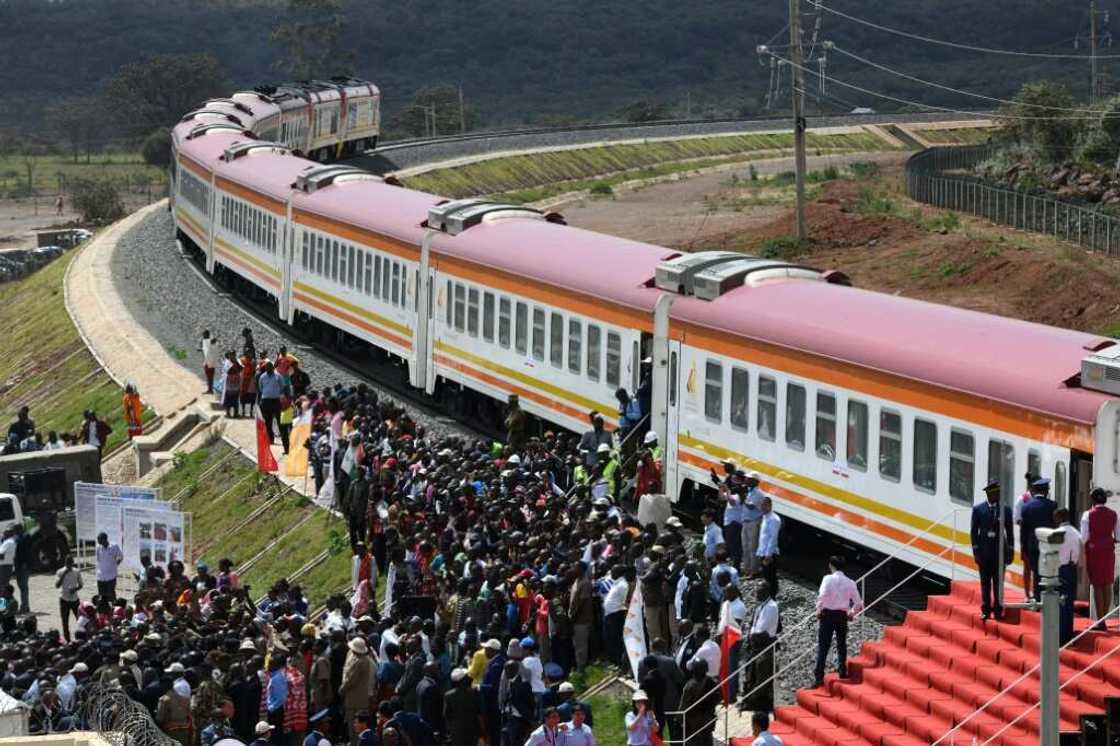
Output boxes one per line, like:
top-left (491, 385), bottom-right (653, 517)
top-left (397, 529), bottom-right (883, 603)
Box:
top-left (1081, 487), bottom-right (1120, 629)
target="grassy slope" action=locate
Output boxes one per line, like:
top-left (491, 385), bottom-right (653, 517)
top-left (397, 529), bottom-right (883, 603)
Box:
top-left (0, 249), bottom-right (151, 452)
top-left (403, 131), bottom-right (891, 199)
top-left (161, 440), bottom-right (351, 607)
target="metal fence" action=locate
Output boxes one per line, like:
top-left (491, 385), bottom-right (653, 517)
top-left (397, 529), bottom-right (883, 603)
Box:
top-left (79, 684), bottom-right (179, 746)
top-left (905, 144), bottom-right (1120, 256)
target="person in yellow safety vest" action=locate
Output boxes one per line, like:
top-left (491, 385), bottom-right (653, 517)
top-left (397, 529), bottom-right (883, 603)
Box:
top-left (573, 455), bottom-right (590, 487)
top-left (599, 443), bottom-right (622, 497)
top-left (643, 430), bottom-right (663, 462)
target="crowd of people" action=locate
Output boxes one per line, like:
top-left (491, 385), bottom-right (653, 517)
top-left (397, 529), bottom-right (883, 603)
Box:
top-left (2, 405), bottom-right (116, 456)
top-left (0, 326), bottom-right (806, 746)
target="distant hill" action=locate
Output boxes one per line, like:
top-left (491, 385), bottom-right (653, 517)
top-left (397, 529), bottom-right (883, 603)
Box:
top-left (0, 0), bottom-right (1107, 132)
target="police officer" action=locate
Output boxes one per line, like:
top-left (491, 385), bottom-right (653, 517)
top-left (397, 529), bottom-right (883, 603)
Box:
top-left (1020, 477), bottom-right (1057, 601)
top-left (970, 480), bottom-right (1014, 620)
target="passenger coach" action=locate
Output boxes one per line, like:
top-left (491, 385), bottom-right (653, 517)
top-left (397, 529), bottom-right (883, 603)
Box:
top-left (167, 89), bottom-right (1120, 588)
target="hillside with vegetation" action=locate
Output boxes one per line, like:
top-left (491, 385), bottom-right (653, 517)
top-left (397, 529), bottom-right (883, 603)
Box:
top-left (0, 0), bottom-right (1107, 138)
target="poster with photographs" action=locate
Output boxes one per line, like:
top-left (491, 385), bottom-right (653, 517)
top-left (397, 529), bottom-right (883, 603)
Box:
top-left (75, 482), bottom-right (161, 543)
top-left (122, 505), bottom-right (188, 571)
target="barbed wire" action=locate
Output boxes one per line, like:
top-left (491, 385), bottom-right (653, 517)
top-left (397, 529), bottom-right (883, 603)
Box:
top-left (79, 684), bottom-right (180, 746)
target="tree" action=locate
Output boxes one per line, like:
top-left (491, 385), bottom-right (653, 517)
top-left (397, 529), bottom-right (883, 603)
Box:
top-left (388, 85), bottom-right (478, 138)
top-left (998, 82), bottom-right (1078, 163)
top-left (271, 0), bottom-right (351, 79)
top-left (616, 100), bottom-right (672, 123)
top-left (99, 53), bottom-right (229, 139)
top-left (69, 178), bottom-right (125, 224)
top-left (141, 128), bottom-right (172, 169)
top-left (45, 96), bottom-right (108, 163)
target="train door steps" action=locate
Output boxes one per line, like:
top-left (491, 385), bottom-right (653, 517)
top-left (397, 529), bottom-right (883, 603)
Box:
top-left (730, 581), bottom-right (1119, 746)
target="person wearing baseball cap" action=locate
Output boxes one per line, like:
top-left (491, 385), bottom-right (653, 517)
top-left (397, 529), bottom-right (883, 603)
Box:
top-left (250, 721), bottom-right (276, 746)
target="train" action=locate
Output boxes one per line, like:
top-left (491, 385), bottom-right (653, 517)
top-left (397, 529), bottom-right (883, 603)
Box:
top-left (168, 84), bottom-right (1120, 586)
top-left (177, 77), bottom-right (380, 163)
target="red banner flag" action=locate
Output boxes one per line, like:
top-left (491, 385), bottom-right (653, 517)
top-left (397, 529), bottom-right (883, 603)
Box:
top-left (718, 601), bottom-right (743, 705)
top-left (256, 417), bottom-right (278, 473)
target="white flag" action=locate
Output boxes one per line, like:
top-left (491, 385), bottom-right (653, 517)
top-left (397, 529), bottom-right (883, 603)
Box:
top-left (623, 582), bottom-right (647, 680)
top-left (384, 562), bottom-right (398, 616)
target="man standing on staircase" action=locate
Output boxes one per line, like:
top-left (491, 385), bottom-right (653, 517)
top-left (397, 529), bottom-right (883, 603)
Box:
top-left (812, 556), bottom-right (863, 688)
top-left (970, 480), bottom-right (1014, 620)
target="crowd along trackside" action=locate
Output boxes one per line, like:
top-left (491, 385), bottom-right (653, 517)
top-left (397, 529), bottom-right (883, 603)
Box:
top-left (169, 82), bottom-right (1120, 591)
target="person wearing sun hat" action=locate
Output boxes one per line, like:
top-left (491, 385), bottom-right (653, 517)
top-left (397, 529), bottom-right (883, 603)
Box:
top-left (625, 690), bottom-right (659, 746)
top-left (250, 721), bottom-right (276, 746)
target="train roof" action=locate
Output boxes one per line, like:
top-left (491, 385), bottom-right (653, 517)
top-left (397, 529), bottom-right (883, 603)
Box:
top-left (293, 180), bottom-right (440, 247)
top-left (670, 278), bottom-right (1114, 425)
top-left (429, 216), bottom-right (676, 314)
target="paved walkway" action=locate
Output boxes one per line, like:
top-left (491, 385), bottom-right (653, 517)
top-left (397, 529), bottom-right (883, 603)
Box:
top-left (64, 200), bottom-right (309, 495)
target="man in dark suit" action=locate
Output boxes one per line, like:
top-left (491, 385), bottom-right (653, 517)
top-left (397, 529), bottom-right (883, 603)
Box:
top-left (674, 621), bottom-right (702, 670)
top-left (971, 480), bottom-right (1014, 620)
top-left (415, 663), bottom-right (444, 740)
top-left (1020, 477), bottom-right (1057, 602)
top-left (443, 669), bottom-right (482, 746)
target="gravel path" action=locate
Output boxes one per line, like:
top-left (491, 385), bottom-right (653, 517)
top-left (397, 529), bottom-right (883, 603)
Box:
top-left (110, 209), bottom-right (471, 439)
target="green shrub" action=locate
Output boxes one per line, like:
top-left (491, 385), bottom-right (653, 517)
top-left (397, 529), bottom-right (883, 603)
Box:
top-left (588, 181), bottom-right (613, 195)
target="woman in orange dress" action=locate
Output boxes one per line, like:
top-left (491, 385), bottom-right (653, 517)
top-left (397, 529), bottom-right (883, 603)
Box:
top-left (122, 383), bottom-right (143, 438)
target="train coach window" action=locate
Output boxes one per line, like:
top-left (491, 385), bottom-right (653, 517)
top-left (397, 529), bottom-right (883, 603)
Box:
top-left (391, 263), bottom-right (401, 306)
top-left (348, 245), bottom-right (357, 287)
top-left (515, 302), bottom-right (529, 355)
top-left (786, 383), bottom-right (806, 451)
top-left (316, 235), bottom-right (325, 276)
top-left (846, 399), bottom-right (868, 471)
top-left (879, 409), bottom-right (902, 481)
top-left (568, 320), bottom-right (582, 374)
top-left (1028, 450), bottom-right (1041, 482)
top-left (815, 392), bottom-right (836, 460)
top-left (444, 280), bottom-right (451, 324)
top-left (499, 297), bottom-right (512, 348)
top-left (339, 243), bottom-right (348, 285)
top-left (587, 325), bottom-right (602, 381)
top-left (914, 418), bottom-right (937, 493)
top-left (730, 367), bottom-right (749, 430)
top-left (382, 258), bottom-right (390, 300)
top-left (550, 312), bottom-right (563, 368)
top-left (606, 332), bottom-right (622, 388)
top-left (453, 283), bottom-right (465, 332)
top-left (987, 439), bottom-right (1015, 499)
top-left (1055, 462), bottom-right (1067, 505)
top-left (301, 232), bottom-right (310, 270)
top-left (705, 361), bottom-right (723, 422)
top-left (331, 240), bottom-right (340, 282)
top-left (949, 429), bottom-right (975, 503)
top-left (483, 293), bottom-right (495, 342)
top-left (363, 255), bottom-right (372, 295)
top-left (468, 288), bottom-right (480, 337)
top-left (757, 376), bottom-right (776, 441)
top-left (532, 308), bottom-right (546, 361)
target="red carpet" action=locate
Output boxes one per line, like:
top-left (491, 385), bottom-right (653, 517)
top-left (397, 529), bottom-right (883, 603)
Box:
top-left (730, 581), bottom-right (1120, 745)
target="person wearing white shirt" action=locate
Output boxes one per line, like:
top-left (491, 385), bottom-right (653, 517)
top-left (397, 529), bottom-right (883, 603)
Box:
top-left (1055, 508), bottom-right (1082, 644)
top-left (701, 510), bottom-right (722, 561)
top-left (559, 705), bottom-right (595, 746)
top-left (813, 556), bottom-right (863, 688)
top-left (688, 630), bottom-right (721, 687)
top-left (602, 570), bottom-right (629, 667)
top-left (743, 582), bottom-right (781, 714)
top-left (201, 330), bottom-right (219, 395)
top-left (749, 712), bottom-right (783, 746)
top-left (756, 497), bottom-right (781, 594)
top-left (95, 532), bottom-right (123, 600)
top-left (525, 707), bottom-right (563, 746)
top-left (719, 586), bottom-right (749, 701)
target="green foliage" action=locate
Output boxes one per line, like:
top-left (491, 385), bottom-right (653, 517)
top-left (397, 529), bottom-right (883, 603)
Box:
top-left (616, 99), bottom-right (671, 123)
top-left (69, 177), bottom-right (125, 223)
top-left (998, 82), bottom-right (1077, 162)
top-left (388, 84), bottom-right (476, 138)
top-left (172, 451), bottom-right (190, 470)
top-left (588, 181), bottom-right (613, 195)
top-left (327, 528), bottom-right (349, 556)
top-left (271, 0), bottom-right (351, 79)
top-left (141, 128), bottom-right (172, 169)
top-left (920, 211), bottom-right (962, 232)
top-left (854, 186), bottom-right (898, 215)
top-left (759, 236), bottom-right (809, 259)
top-left (939, 261), bottom-right (966, 277)
top-left (848, 161), bottom-right (881, 179)
top-left (748, 164), bottom-right (758, 180)
top-left (99, 53), bottom-right (228, 139)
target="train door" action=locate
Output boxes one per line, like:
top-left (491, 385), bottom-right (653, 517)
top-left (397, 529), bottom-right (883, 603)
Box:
top-left (280, 206), bottom-right (295, 323)
top-left (1070, 451), bottom-right (1093, 522)
top-left (665, 340), bottom-right (682, 499)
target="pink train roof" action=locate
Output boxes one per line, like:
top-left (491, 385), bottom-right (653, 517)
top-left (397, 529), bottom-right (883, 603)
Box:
top-left (430, 218), bottom-right (676, 312)
top-left (670, 279), bottom-right (1113, 424)
top-left (293, 181), bottom-right (441, 247)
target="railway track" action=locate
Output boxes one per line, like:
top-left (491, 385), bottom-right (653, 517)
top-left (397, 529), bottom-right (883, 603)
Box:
top-left (356, 110), bottom-right (990, 172)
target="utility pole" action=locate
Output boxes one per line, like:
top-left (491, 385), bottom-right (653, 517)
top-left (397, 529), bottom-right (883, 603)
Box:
top-left (431, 103), bottom-right (438, 137)
top-left (1036, 528), bottom-right (1063, 746)
top-left (789, 0), bottom-right (808, 240)
top-left (1092, 0), bottom-right (1100, 105)
top-left (458, 85), bottom-right (466, 134)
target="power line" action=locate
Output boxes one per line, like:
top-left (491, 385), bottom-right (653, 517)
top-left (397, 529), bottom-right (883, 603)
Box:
top-left (830, 45), bottom-right (1107, 113)
top-left (805, 0), bottom-right (1120, 59)
top-left (764, 50), bottom-right (1109, 120)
